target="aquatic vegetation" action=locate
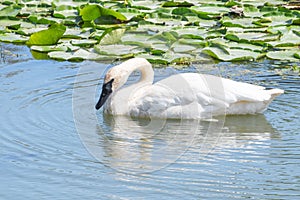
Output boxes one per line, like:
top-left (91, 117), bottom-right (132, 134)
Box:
top-left (0, 0), bottom-right (300, 64)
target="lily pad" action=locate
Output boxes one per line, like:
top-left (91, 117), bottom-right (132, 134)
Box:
top-left (71, 39), bottom-right (98, 47)
top-left (0, 32), bottom-right (28, 43)
top-left (202, 46), bottom-right (262, 61)
top-left (0, 6), bottom-right (20, 17)
top-left (99, 28), bottom-right (125, 45)
top-left (94, 44), bottom-right (143, 56)
top-left (121, 33), bottom-right (152, 47)
top-left (266, 50), bottom-right (300, 61)
top-left (210, 38), bottom-right (264, 52)
top-left (53, 9), bottom-right (77, 19)
top-left (48, 49), bottom-right (109, 61)
top-left (30, 44), bottom-right (69, 53)
top-left (26, 23), bottom-right (66, 46)
top-left (222, 16), bottom-right (259, 28)
top-left (267, 30), bottom-right (300, 47)
top-left (225, 32), bottom-right (280, 44)
top-left (135, 53), bottom-right (169, 65)
top-left (172, 42), bottom-right (197, 53)
top-left (79, 4), bottom-right (127, 23)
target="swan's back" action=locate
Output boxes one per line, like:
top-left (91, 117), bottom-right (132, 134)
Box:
top-left (129, 73), bottom-right (283, 119)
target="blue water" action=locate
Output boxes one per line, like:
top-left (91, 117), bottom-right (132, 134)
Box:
top-left (0, 43), bottom-right (299, 199)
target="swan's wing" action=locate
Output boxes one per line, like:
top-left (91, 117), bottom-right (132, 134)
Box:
top-left (178, 73), bottom-right (276, 103)
top-left (128, 84), bottom-right (183, 117)
top-left (129, 74), bottom-right (226, 118)
top-left (129, 73), bottom-right (282, 118)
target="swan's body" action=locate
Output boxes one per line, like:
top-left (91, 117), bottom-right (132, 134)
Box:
top-left (96, 58), bottom-right (283, 119)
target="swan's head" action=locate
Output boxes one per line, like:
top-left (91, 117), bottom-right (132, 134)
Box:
top-left (95, 58), bottom-right (153, 110)
top-left (95, 66), bottom-right (128, 110)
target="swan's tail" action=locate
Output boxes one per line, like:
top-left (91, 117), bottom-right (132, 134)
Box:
top-left (267, 88), bottom-right (284, 98)
top-left (257, 88), bottom-right (284, 114)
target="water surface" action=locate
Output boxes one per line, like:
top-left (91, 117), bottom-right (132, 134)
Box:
top-left (1, 44), bottom-right (299, 199)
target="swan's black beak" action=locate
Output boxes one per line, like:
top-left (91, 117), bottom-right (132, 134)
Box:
top-left (95, 79), bottom-right (114, 110)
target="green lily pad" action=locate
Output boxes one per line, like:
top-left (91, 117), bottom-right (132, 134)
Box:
top-left (172, 27), bottom-right (205, 40)
top-left (267, 30), bottom-right (300, 47)
top-left (161, 1), bottom-right (194, 7)
top-left (202, 46), bottom-right (262, 61)
top-left (121, 33), bottom-right (152, 47)
top-left (99, 28), bottom-right (125, 45)
top-left (28, 15), bottom-right (62, 25)
top-left (48, 48), bottom-right (109, 61)
top-left (62, 28), bottom-right (91, 39)
top-left (0, 6), bottom-right (20, 17)
top-left (243, 5), bottom-right (262, 18)
top-left (222, 16), bottom-right (259, 28)
top-left (53, 9), bottom-right (77, 19)
top-left (94, 44), bottom-right (143, 56)
top-left (172, 42), bottom-right (197, 53)
top-left (266, 50), bottom-right (300, 61)
top-left (16, 26), bottom-right (48, 36)
top-left (191, 5), bottom-right (229, 15)
top-left (117, 8), bottom-right (144, 20)
top-left (30, 44), bottom-right (69, 53)
top-left (79, 4), bottom-right (127, 22)
top-left (131, 0), bottom-right (161, 10)
top-left (135, 53), bottom-right (169, 65)
top-left (225, 32), bottom-right (280, 44)
top-left (164, 51), bottom-right (195, 64)
top-left (145, 17), bottom-right (188, 26)
top-left (0, 19), bottom-right (34, 29)
top-left (151, 43), bottom-right (170, 52)
top-left (210, 38), bottom-right (264, 52)
top-left (0, 32), bottom-right (28, 43)
top-left (26, 23), bottom-right (66, 46)
top-left (135, 23), bottom-right (173, 33)
top-left (71, 39), bottom-right (98, 47)
top-left (177, 38), bottom-right (206, 47)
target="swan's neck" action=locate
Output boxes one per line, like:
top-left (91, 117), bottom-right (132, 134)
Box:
top-left (118, 58), bottom-right (154, 89)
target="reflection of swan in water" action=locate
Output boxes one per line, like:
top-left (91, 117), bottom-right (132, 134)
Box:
top-left (96, 58), bottom-right (284, 119)
top-left (97, 114), bottom-right (279, 172)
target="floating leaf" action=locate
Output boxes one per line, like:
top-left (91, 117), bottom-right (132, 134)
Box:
top-left (161, 1), bottom-right (194, 7)
top-left (225, 32), bottom-right (280, 44)
top-left (26, 23), bottom-right (66, 46)
top-left (79, 4), bottom-right (127, 23)
top-left (0, 6), bottom-right (20, 17)
top-left (0, 32), bottom-right (28, 43)
top-left (222, 16), bottom-right (259, 28)
top-left (121, 33), bottom-right (152, 47)
top-left (202, 46), bottom-right (262, 61)
top-left (71, 39), bottom-right (98, 47)
top-left (210, 38), bottom-right (264, 52)
top-left (172, 42), bottom-right (197, 53)
top-left (117, 8), bottom-right (144, 20)
top-left (266, 50), bottom-right (300, 61)
top-left (53, 9), bottom-right (77, 19)
top-left (267, 30), bottom-right (300, 47)
top-left (135, 53), bottom-right (169, 65)
top-left (48, 49), bottom-right (110, 61)
top-left (30, 44), bottom-right (69, 53)
top-left (94, 44), bottom-right (143, 56)
top-left (99, 28), bottom-right (125, 45)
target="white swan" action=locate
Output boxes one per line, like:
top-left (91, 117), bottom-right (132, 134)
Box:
top-left (95, 58), bottom-right (284, 119)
